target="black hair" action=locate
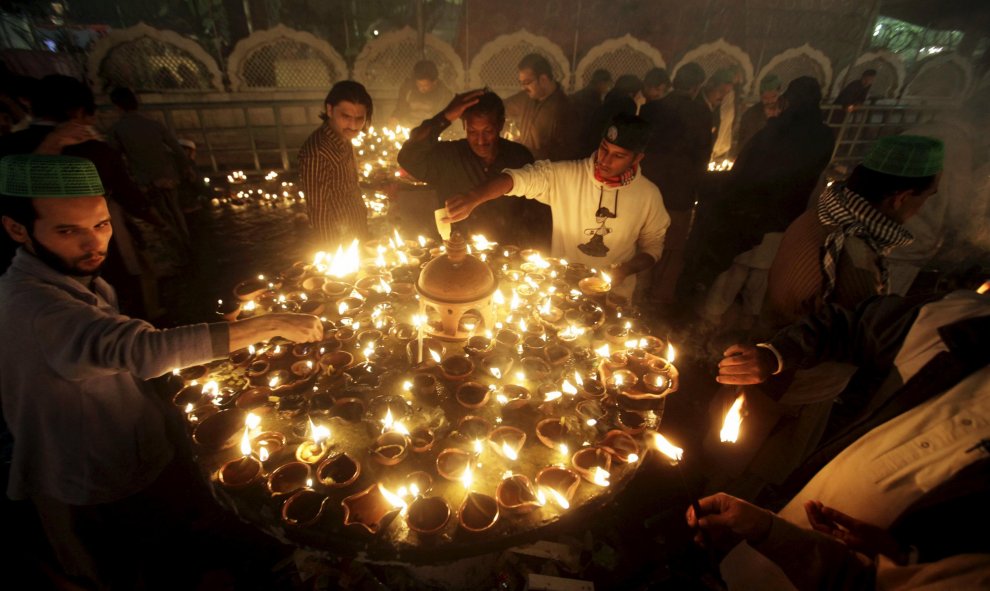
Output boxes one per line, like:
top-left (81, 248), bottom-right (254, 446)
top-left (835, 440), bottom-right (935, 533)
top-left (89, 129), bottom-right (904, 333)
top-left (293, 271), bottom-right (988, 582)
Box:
top-left (589, 69), bottom-right (612, 86)
top-left (462, 91), bottom-right (505, 124)
top-left (846, 165), bottom-right (937, 204)
top-left (321, 80), bottom-right (374, 122)
top-left (109, 87), bottom-right (139, 112)
top-left (673, 63), bottom-right (706, 91)
top-left (518, 53), bottom-right (554, 79)
top-left (862, 69), bottom-right (878, 78)
top-left (412, 60), bottom-right (439, 82)
top-left (644, 67), bottom-right (670, 88)
top-left (0, 196), bottom-right (37, 232)
top-left (610, 74), bottom-right (643, 98)
top-left (33, 75), bottom-right (95, 121)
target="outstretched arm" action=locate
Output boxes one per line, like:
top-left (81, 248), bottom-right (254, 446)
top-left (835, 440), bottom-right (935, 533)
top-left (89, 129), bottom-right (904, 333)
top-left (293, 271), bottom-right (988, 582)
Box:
top-left (443, 173), bottom-right (514, 223)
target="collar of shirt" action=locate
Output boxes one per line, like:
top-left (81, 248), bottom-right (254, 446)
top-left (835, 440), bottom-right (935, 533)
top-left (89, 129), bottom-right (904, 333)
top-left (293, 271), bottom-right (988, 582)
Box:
top-left (9, 248), bottom-right (114, 307)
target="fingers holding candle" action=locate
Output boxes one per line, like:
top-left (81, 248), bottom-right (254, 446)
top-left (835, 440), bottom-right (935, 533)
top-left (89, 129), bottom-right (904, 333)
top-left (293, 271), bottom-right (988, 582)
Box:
top-left (685, 493), bottom-right (774, 548)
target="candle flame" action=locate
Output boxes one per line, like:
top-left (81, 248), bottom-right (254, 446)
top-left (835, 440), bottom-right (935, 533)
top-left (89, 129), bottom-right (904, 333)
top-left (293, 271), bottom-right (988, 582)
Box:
top-left (322, 240), bottom-right (361, 278)
top-left (471, 234), bottom-right (493, 251)
top-left (545, 390), bottom-right (562, 402)
top-left (379, 484), bottom-right (408, 513)
top-left (652, 432), bottom-right (684, 462)
top-left (378, 278), bottom-right (392, 294)
top-left (184, 403), bottom-right (194, 413)
top-left (473, 439), bottom-right (483, 455)
top-left (259, 446), bottom-right (269, 462)
top-left (561, 380), bottom-right (578, 396)
top-left (977, 280), bottom-right (990, 295)
top-left (574, 371), bottom-right (584, 386)
top-left (667, 342), bottom-right (676, 363)
top-left (382, 408), bottom-right (394, 431)
top-left (628, 453), bottom-right (639, 463)
top-left (202, 380), bottom-right (219, 397)
top-left (624, 339), bottom-right (639, 349)
top-left (245, 412), bottom-right (261, 430)
top-left (393, 228), bottom-right (403, 249)
top-left (240, 427), bottom-right (252, 457)
top-left (542, 486), bottom-right (570, 509)
top-left (539, 298), bottom-right (552, 315)
top-left (429, 349), bottom-right (441, 363)
top-left (268, 375), bottom-right (280, 388)
top-left (600, 271), bottom-right (612, 286)
top-left (393, 421), bottom-right (409, 436)
top-left (586, 418), bottom-right (597, 426)
top-left (502, 441), bottom-right (518, 461)
top-left (595, 343), bottom-right (611, 358)
top-left (247, 344), bottom-right (256, 355)
top-left (460, 466), bottom-right (473, 490)
top-left (720, 394), bottom-right (745, 443)
top-left (410, 483), bottom-right (421, 498)
top-left (418, 235), bottom-right (427, 248)
top-left (559, 443), bottom-right (569, 456)
top-left (592, 466), bottom-right (610, 487)
top-left (518, 319), bottom-right (527, 333)
top-left (496, 393), bottom-right (509, 405)
top-left (510, 290), bottom-right (521, 310)
top-left (338, 301), bottom-right (349, 315)
top-left (243, 300), bottom-right (257, 311)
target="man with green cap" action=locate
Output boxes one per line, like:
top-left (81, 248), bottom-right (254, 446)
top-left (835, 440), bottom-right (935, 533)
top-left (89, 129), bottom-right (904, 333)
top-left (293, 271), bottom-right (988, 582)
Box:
top-left (704, 136), bottom-right (944, 507)
top-left (444, 113), bottom-right (670, 301)
top-left (0, 155), bottom-right (323, 588)
top-left (736, 74), bottom-right (783, 154)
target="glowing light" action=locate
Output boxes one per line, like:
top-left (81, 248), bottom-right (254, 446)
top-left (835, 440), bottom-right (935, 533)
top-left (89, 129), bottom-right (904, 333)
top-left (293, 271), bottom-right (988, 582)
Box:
top-left (667, 342), bottom-right (676, 363)
top-left (382, 408), bottom-right (394, 431)
top-left (574, 371), bottom-right (584, 386)
top-left (561, 380), bottom-right (578, 396)
top-left (429, 349), bottom-right (441, 363)
top-left (502, 442), bottom-right (518, 461)
top-left (544, 390), bottom-right (562, 402)
top-left (592, 467), bottom-right (610, 487)
top-left (379, 484), bottom-right (408, 513)
top-left (259, 447), bottom-right (269, 462)
top-left (245, 412), bottom-right (261, 431)
top-left (268, 375), bottom-right (280, 388)
top-left (493, 289), bottom-right (505, 306)
top-left (720, 394), bottom-right (745, 443)
top-left (460, 466), bottom-right (473, 490)
top-left (239, 427), bottom-right (252, 456)
top-left (595, 343), bottom-right (611, 358)
top-left (652, 432), bottom-right (684, 462)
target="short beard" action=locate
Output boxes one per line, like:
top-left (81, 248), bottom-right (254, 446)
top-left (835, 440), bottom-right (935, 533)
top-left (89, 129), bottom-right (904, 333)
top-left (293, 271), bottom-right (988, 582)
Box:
top-left (27, 232), bottom-right (106, 277)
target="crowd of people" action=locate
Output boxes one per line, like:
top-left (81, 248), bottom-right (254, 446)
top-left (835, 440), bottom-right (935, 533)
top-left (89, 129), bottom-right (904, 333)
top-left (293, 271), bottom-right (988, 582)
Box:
top-left (0, 53), bottom-right (988, 590)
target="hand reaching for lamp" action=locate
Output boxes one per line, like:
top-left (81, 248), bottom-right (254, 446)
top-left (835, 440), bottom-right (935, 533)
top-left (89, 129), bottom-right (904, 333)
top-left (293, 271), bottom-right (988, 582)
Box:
top-left (716, 344), bottom-right (777, 385)
top-left (443, 192), bottom-right (480, 223)
top-left (685, 492), bottom-right (774, 549)
top-left (804, 500), bottom-right (906, 563)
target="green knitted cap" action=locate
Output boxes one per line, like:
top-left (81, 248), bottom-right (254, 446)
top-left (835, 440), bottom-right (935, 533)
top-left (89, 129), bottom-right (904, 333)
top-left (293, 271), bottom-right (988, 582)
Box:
top-left (759, 74), bottom-right (782, 93)
top-left (862, 135), bottom-right (944, 178)
top-left (0, 155), bottom-right (105, 198)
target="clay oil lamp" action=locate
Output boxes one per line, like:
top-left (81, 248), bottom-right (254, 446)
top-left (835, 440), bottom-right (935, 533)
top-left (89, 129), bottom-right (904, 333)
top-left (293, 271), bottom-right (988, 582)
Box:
top-left (328, 397), bottom-right (366, 422)
top-left (405, 338), bottom-right (446, 369)
top-left (267, 461), bottom-right (311, 497)
top-left (321, 280), bottom-right (351, 299)
top-left (577, 301), bottom-right (606, 328)
top-left (291, 343), bottom-right (317, 359)
top-left (494, 328), bottom-right (521, 353)
top-left (440, 355), bottom-right (476, 382)
top-left (577, 273), bottom-right (611, 304)
top-left (307, 391), bottom-right (335, 414)
top-left (316, 453), bottom-right (361, 489)
top-left (229, 346), bottom-right (255, 367)
top-left (409, 373), bottom-right (440, 405)
top-left (251, 431), bottom-right (286, 464)
top-left (604, 321), bottom-right (636, 345)
top-left (265, 343), bottom-right (289, 361)
top-left (333, 325), bottom-right (357, 345)
top-left (464, 334), bottom-right (495, 358)
top-left (301, 275), bottom-right (326, 292)
top-left (355, 328), bottom-right (384, 351)
top-left (617, 381), bottom-right (668, 412)
top-left (535, 418), bottom-right (570, 451)
top-left (459, 491), bottom-right (499, 533)
top-left (265, 370), bottom-right (292, 394)
top-left (604, 350), bottom-right (629, 370)
top-left (488, 426), bottom-right (526, 461)
top-left (234, 278), bottom-right (268, 301)
top-left (606, 370), bottom-right (638, 395)
top-left (575, 399), bottom-right (607, 426)
top-left (172, 383), bottom-right (206, 409)
top-left (193, 408), bottom-right (246, 452)
top-left (319, 351), bottom-right (354, 375)
top-left (457, 311), bottom-right (482, 334)
top-left (341, 484), bottom-right (407, 534)
top-left (646, 351), bottom-right (680, 395)
top-left (371, 431), bottom-right (410, 466)
top-left (436, 448), bottom-right (473, 481)
top-left (480, 355), bottom-right (513, 380)
top-left (274, 393), bottom-right (309, 418)
top-left (495, 384), bottom-right (531, 411)
top-left (496, 474), bottom-right (542, 515)
top-left (599, 430), bottom-right (640, 464)
top-left (281, 488), bottom-right (328, 527)
top-left (571, 447), bottom-right (613, 486)
top-left (355, 274), bottom-right (391, 298)
top-left (537, 298), bottom-right (564, 326)
top-left (390, 282), bottom-right (415, 298)
top-left (625, 347), bottom-right (651, 373)
top-left (535, 466), bottom-right (581, 508)
top-left (521, 335), bottom-right (546, 358)
top-left (281, 262), bottom-right (307, 285)
top-left (455, 381), bottom-right (489, 409)
top-left (574, 372), bottom-right (607, 400)
top-left (409, 426), bottom-right (436, 453)
top-left (335, 295), bottom-right (365, 318)
top-left (520, 357), bottom-right (552, 383)
top-left (555, 324), bottom-right (585, 344)
top-left (515, 282), bottom-right (537, 298)
top-left (295, 419), bottom-right (332, 464)
top-left (389, 322), bottom-right (417, 344)
top-left (545, 343), bottom-right (571, 367)
top-left (455, 415), bottom-right (492, 442)
top-left (246, 359), bottom-right (270, 384)
top-left (218, 427), bottom-right (264, 489)
top-left (290, 359), bottom-right (318, 381)
top-left (407, 496), bottom-right (451, 536)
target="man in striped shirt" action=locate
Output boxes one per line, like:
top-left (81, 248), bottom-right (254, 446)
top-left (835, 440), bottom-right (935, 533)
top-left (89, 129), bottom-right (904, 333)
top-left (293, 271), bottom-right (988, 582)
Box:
top-left (299, 81), bottom-right (373, 247)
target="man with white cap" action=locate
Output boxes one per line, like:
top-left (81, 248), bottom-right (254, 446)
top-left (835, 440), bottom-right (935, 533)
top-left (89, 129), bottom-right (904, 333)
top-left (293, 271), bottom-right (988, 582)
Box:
top-left (0, 154), bottom-right (322, 588)
top-left (445, 113), bottom-right (670, 302)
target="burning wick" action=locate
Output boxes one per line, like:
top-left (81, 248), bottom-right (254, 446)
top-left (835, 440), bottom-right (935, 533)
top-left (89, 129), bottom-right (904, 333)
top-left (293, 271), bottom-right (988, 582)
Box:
top-left (720, 394), bottom-right (745, 443)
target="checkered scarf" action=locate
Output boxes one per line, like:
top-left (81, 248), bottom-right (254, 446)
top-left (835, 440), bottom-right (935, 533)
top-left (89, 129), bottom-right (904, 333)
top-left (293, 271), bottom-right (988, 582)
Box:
top-left (817, 184), bottom-right (914, 300)
top-left (593, 152), bottom-right (638, 188)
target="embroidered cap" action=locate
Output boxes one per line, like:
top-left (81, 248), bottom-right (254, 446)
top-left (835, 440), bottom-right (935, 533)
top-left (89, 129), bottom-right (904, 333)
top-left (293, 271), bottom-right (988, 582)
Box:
top-left (759, 74), bottom-right (782, 93)
top-left (0, 155), bottom-right (104, 198)
top-left (601, 113), bottom-right (652, 153)
top-left (862, 135), bottom-right (944, 178)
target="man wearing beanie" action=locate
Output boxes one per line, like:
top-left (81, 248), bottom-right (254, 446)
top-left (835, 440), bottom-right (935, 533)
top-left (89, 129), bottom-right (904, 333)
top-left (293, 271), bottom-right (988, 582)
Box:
top-left (0, 155), bottom-right (322, 588)
top-left (444, 113), bottom-right (670, 301)
top-left (736, 74), bottom-right (783, 154)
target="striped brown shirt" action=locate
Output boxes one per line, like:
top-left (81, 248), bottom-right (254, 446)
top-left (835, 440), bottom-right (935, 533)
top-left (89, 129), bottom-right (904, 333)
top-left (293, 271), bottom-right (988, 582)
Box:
top-left (298, 121), bottom-right (368, 247)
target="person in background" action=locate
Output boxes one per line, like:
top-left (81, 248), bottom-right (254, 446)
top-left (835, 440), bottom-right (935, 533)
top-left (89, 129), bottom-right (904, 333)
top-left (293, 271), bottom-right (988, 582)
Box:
top-left (641, 67), bottom-right (671, 102)
top-left (0, 154), bottom-right (322, 590)
top-left (710, 67), bottom-right (743, 162)
top-left (832, 68), bottom-right (876, 123)
top-left (570, 68), bottom-right (612, 127)
top-left (735, 74), bottom-right (782, 155)
top-left (580, 74), bottom-right (643, 157)
top-left (504, 52), bottom-right (578, 162)
top-left (298, 80), bottom-right (373, 247)
top-left (389, 60), bottom-right (453, 129)
top-left (445, 113), bottom-right (669, 303)
top-left (398, 90), bottom-right (534, 245)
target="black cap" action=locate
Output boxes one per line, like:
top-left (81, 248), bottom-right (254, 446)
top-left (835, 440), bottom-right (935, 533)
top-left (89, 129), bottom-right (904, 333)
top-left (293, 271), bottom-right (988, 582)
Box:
top-left (601, 113), bottom-right (652, 153)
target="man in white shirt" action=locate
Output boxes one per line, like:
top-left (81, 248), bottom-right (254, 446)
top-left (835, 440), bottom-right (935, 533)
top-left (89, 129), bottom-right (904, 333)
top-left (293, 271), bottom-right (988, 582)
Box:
top-left (444, 113), bottom-right (670, 301)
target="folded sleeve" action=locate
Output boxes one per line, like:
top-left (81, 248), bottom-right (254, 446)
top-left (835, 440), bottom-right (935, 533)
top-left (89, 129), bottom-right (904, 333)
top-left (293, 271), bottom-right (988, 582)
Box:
top-left (504, 160), bottom-right (555, 206)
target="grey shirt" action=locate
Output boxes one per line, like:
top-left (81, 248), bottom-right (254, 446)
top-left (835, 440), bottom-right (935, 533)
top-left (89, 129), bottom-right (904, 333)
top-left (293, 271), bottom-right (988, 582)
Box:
top-left (0, 249), bottom-right (228, 504)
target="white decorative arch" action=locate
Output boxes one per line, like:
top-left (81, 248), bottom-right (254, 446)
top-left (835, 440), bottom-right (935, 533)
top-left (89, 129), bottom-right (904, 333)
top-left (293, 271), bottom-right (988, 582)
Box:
top-left (86, 22), bottom-right (223, 92)
top-left (353, 26), bottom-right (465, 96)
top-left (831, 50), bottom-right (906, 99)
top-left (227, 25), bottom-right (348, 91)
top-left (755, 43), bottom-right (833, 97)
top-left (574, 34), bottom-right (666, 89)
top-left (902, 53), bottom-right (974, 104)
top-left (672, 38), bottom-right (754, 94)
top-left (468, 29), bottom-right (570, 96)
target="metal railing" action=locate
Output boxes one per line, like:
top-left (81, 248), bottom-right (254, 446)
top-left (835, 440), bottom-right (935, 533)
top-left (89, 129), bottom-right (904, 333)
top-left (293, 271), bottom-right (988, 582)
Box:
top-left (823, 103), bottom-right (940, 171)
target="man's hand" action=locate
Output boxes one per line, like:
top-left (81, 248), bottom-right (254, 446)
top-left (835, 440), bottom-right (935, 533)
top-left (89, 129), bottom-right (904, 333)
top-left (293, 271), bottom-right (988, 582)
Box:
top-left (717, 344), bottom-right (776, 385)
top-left (607, 263), bottom-right (628, 287)
top-left (804, 501), bottom-right (904, 562)
top-left (442, 89), bottom-right (486, 122)
top-left (35, 121), bottom-right (101, 155)
top-left (444, 193), bottom-right (480, 223)
top-left (229, 313), bottom-right (323, 352)
top-left (686, 492), bottom-right (774, 548)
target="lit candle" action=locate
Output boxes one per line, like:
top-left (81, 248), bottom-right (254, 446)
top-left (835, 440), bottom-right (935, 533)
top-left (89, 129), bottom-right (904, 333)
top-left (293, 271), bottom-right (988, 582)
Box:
top-left (720, 394), bottom-right (745, 443)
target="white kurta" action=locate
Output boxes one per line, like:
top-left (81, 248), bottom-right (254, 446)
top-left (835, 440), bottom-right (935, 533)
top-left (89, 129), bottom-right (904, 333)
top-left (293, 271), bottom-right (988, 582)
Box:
top-left (721, 290), bottom-right (990, 590)
top-left (504, 157), bottom-right (670, 299)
